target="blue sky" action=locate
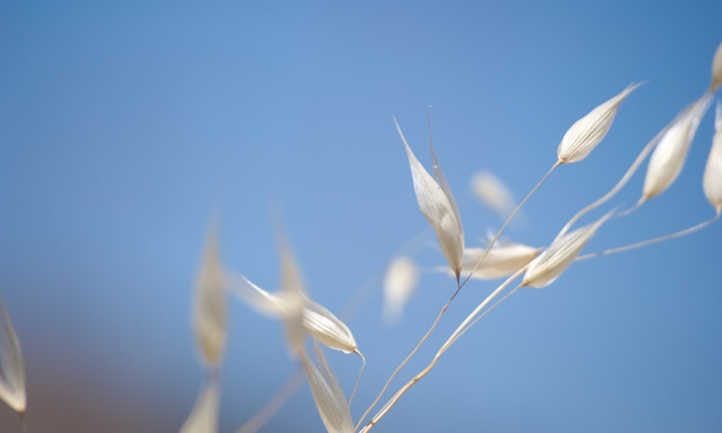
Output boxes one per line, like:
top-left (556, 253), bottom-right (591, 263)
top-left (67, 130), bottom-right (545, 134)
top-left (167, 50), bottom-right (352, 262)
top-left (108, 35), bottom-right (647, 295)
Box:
top-left (1, 2), bottom-right (721, 433)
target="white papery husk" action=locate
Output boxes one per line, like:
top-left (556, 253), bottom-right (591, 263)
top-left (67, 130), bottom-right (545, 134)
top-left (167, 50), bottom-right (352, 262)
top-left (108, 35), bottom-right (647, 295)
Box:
top-left (395, 117), bottom-right (465, 281)
top-left (703, 102), bottom-right (722, 213)
top-left (179, 381), bottom-right (219, 433)
top-left (557, 82), bottom-right (642, 163)
top-left (193, 227), bottom-right (228, 368)
top-left (523, 211), bottom-right (614, 288)
top-left (470, 171), bottom-right (515, 218)
top-left (301, 346), bottom-right (354, 433)
top-left (233, 275), bottom-right (358, 354)
top-left (457, 242), bottom-right (540, 280)
top-left (0, 304), bottom-right (26, 414)
top-left (278, 238), bottom-right (307, 358)
top-left (383, 256), bottom-right (420, 323)
top-left (711, 42), bottom-right (722, 91)
top-left (643, 93), bottom-right (713, 200)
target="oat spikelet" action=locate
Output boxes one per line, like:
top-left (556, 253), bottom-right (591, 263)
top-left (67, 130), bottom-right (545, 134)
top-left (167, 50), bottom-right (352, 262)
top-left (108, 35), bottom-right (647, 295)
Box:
top-left (642, 93), bottom-right (713, 201)
top-left (703, 101), bottom-right (722, 214)
top-left (523, 211), bottom-right (614, 288)
top-left (395, 117), bottom-right (464, 284)
top-left (193, 223), bottom-right (228, 368)
top-left (558, 82), bottom-right (642, 164)
top-left (0, 304), bottom-right (26, 414)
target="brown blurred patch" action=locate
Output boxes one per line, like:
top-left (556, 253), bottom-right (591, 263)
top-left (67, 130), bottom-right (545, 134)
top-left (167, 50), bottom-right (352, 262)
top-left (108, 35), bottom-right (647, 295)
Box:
top-left (0, 363), bottom-right (171, 433)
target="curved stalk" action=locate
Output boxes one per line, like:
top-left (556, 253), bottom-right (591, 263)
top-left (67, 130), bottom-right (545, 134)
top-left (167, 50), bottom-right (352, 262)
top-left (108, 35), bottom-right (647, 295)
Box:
top-left (577, 213), bottom-right (720, 261)
top-left (348, 350), bottom-right (366, 405)
top-left (235, 229), bottom-right (429, 433)
top-left (355, 163), bottom-right (559, 429)
top-left (359, 97), bottom-right (717, 430)
top-left (352, 282), bottom-right (460, 431)
top-left (556, 141), bottom-right (656, 239)
top-left (454, 284), bottom-right (522, 345)
top-left (358, 270), bottom-right (525, 433)
top-left (459, 161), bottom-right (560, 289)
top-left (557, 94), bottom-right (711, 239)
top-left (357, 211), bottom-right (720, 433)
top-left (236, 369), bottom-right (305, 433)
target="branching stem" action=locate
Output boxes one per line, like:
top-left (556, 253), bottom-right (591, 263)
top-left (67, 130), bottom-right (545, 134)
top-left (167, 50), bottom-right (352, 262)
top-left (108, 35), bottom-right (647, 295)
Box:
top-left (459, 161), bottom-right (560, 289)
top-left (235, 229), bottom-right (430, 433)
top-left (577, 214), bottom-right (720, 261)
top-left (358, 269), bottom-right (526, 433)
top-left (355, 162), bottom-right (558, 429)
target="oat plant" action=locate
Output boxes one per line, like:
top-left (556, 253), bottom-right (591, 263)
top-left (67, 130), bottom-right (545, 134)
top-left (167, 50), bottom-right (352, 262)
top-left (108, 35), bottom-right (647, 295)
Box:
top-left (178, 41), bottom-right (722, 433)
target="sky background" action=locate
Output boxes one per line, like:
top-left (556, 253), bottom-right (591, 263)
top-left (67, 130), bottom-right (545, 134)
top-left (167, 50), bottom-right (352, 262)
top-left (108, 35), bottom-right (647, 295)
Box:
top-left (1, 2), bottom-right (721, 433)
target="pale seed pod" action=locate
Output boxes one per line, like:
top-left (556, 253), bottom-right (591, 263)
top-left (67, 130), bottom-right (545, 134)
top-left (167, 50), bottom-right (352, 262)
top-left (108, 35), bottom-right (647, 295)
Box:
top-left (470, 171), bottom-right (515, 219)
top-left (395, 117), bottom-right (464, 283)
top-left (557, 82), bottom-right (642, 164)
top-left (303, 301), bottom-right (359, 354)
top-left (711, 42), bottom-right (722, 91)
top-left (192, 225), bottom-right (228, 368)
top-left (642, 93), bottom-right (713, 200)
top-left (232, 275), bottom-right (359, 355)
top-left (0, 304), bottom-right (26, 414)
top-left (301, 346), bottom-right (354, 433)
top-left (459, 242), bottom-right (540, 280)
top-left (179, 381), bottom-right (219, 433)
top-left (703, 102), bottom-right (722, 214)
top-left (523, 211), bottom-right (613, 288)
top-left (278, 237), bottom-right (307, 358)
top-left (382, 256), bottom-right (420, 323)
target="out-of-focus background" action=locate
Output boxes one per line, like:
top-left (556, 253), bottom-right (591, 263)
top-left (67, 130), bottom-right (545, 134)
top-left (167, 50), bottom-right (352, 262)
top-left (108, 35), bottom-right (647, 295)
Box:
top-left (1, 2), bottom-right (721, 432)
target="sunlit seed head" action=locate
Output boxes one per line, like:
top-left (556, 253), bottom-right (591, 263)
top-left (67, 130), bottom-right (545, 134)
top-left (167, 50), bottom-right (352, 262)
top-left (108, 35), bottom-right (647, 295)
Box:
top-left (557, 82), bottom-right (642, 164)
top-left (642, 93), bottom-right (713, 201)
top-left (703, 101), bottom-right (722, 214)
top-left (711, 42), bottom-right (722, 91)
top-left (470, 171), bottom-right (515, 219)
top-left (383, 256), bottom-right (420, 323)
top-left (0, 304), bottom-right (27, 414)
top-left (523, 211), bottom-right (613, 288)
top-left (395, 117), bottom-right (464, 282)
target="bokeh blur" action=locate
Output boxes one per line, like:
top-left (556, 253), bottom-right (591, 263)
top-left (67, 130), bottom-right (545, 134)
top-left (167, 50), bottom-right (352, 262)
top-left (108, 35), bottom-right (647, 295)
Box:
top-left (1, 2), bottom-right (721, 432)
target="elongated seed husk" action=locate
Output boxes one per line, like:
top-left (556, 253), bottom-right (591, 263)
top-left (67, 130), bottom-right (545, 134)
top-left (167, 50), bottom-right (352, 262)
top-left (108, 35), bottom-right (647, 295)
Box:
top-left (703, 102), bottom-right (722, 213)
top-left (383, 256), bottom-right (420, 323)
top-left (233, 275), bottom-right (359, 354)
top-left (557, 82), bottom-right (642, 164)
top-left (193, 226), bottom-right (228, 368)
top-left (301, 347), bottom-right (354, 433)
top-left (0, 304), bottom-right (26, 414)
top-left (395, 117), bottom-right (464, 281)
top-left (523, 211), bottom-right (614, 288)
top-left (278, 238), bottom-right (307, 358)
top-left (303, 301), bottom-right (358, 354)
top-left (643, 93), bottom-right (713, 200)
top-left (470, 171), bottom-right (515, 218)
top-left (179, 381), bottom-right (219, 433)
top-left (711, 42), bottom-right (722, 91)
top-left (459, 242), bottom-right (540, 280)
